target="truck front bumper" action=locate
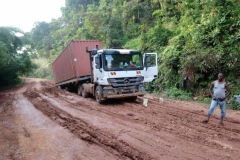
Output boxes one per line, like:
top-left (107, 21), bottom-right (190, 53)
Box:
top-left (102, 85), bottom-right (145, 99)
top-left (106, 92), bottom-right (145, 98)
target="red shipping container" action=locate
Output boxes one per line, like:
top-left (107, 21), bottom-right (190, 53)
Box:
top-left (52, 40), bottom-right (103, 84)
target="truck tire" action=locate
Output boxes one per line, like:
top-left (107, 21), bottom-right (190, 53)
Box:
top-left (77, 84), bottom-right (82, 96)
top-left (95, 85), bottom-right (105, 104)
top-left (65, 86), bottom-right (70, 92)
top-left (82, 85), bottom-right (89, 98)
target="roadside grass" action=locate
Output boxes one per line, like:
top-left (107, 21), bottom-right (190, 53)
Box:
top-left (0, 78), bottom-right (24, 91)
top-left (150, 87), bottom-right (240, 111)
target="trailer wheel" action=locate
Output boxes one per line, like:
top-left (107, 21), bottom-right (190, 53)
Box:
top-left (82, 85), bottom-right (89, 98)
top-left (95, 85), bottom-right (105, 104)
top-left (77, 84), bottom-right (82, 96)
top-left (65, 86), bottom-right (70, 91)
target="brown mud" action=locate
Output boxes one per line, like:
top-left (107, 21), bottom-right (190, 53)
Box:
top-left (0, 78), bottom-right (240, 160)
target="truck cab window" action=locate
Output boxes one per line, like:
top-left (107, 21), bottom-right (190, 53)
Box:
top-left (105, 55), bottom-right (113, 68)
top-left (99, 54), bottom-right (102, 68)
top-left (150, 54), bottom-right (156, 67)
top-left (144, 54), bottom-right (156, 67)
top-left (103, 53), bottom-right (143, 71)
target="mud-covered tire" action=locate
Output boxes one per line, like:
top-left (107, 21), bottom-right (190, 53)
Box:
top-left (95, 85), bottom-right (105, 104)
top-left (77, 84), bottom-right (82, 96)
top-left (65, 86), bottom-right (70, 92)
top-left (82, 85), bottom-right (89, 98)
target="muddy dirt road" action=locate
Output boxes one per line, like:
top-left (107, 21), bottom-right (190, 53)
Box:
top-left (1, 78), bottom-right (240, 160)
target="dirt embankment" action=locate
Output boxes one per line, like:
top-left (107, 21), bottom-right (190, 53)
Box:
top-left (1, 78), bottom-right (240, 160)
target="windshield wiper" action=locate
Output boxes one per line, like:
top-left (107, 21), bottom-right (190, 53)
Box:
top-left (113, 68), bottom-right (123, 71)
top-left (126, 68), bottom-right (137, 70)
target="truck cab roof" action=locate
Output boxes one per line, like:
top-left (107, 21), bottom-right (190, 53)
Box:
top-left (97, 49), bottom-right (140, 54)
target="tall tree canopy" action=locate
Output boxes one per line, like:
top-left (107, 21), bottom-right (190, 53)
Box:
top-left (28, 0), bottom-right (240, 92)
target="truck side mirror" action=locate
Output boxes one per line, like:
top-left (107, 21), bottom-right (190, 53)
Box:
top-left (92, 49), bottom-right (98, 55)
top-left (145, 55), bottom-right (151, 69)
top-left (95, 56), bottom-right (100, 69)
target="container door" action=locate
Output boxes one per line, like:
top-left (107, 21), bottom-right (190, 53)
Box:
top-left (143, 53), bottom-right (158, 82)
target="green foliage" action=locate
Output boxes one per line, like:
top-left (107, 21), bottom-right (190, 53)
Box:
top-left (27, 58), bottom-right (54, 80)
top-left (229, 99), bottom-right (240, 110)
top-left (197, 96), bottom-right (212, 104)
top-left (144, 82), bottom-right (155, 93)
top-left (164, 88), bottom-right (192, 100)
top-left (146, 24), bottom-right (172, 50)
top-left (228, 85), bottom-right (240, 111)
top-left (0, 27), bottom-right (34, 87)
top-left (26, 0), bottom-right (240, 110)
top-left (124, 37), bottom-right (141, 49)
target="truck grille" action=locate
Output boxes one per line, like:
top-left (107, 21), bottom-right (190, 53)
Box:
top-left (108, 76), bottom-right (144, 87)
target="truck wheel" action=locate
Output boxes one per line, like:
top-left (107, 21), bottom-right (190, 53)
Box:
top-left (77, 84), bottom-right (82, 96)
top-left (95, 85), bottom-right (105, 104)
top-left (82, 85), bottom-right (89, 98)
top-left (65, 86), bottom-right (70, 91)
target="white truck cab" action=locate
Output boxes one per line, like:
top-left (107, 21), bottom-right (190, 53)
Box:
top-left (53, 40), bottom-right (158, 104)
top-left (90, 48), bottom-right (158, 103)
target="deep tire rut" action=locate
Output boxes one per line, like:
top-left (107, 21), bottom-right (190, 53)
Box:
top-left (20, 81), bottom-right (240, 160)
top-left (23, 90), bottom-right (153, 160)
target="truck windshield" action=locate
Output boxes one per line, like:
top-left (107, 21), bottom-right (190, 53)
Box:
top-left (103, 53), bottom-right (143, 71)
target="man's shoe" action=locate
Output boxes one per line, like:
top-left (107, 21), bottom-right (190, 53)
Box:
top-left (219, 121), bottom-right (224, 126)
top-left (202, 120), bottom-right (208, 123)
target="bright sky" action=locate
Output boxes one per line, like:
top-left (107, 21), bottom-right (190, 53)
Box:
top-left (0, 0), bottom-right (65, 32)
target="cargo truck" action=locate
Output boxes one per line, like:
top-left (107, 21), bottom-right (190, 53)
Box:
top-left (52, 40), bottom-right (158, 103)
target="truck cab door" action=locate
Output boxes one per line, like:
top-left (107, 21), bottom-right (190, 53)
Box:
top-left (94, 54), bottom-right (105, 83)
top-left (143, 53), bottom-right (158, 82)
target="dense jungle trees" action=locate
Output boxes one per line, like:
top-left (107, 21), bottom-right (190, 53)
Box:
top-left (0, 27), bottom-right (35, 87)
top-left (9, 0), bottom-right (240, 95)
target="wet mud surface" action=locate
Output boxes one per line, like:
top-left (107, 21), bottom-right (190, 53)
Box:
top-left (1, 78), bottom-right (240, 159)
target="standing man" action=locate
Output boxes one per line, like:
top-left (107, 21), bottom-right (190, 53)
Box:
top-left (202, 73), bottom-right (231, 126)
